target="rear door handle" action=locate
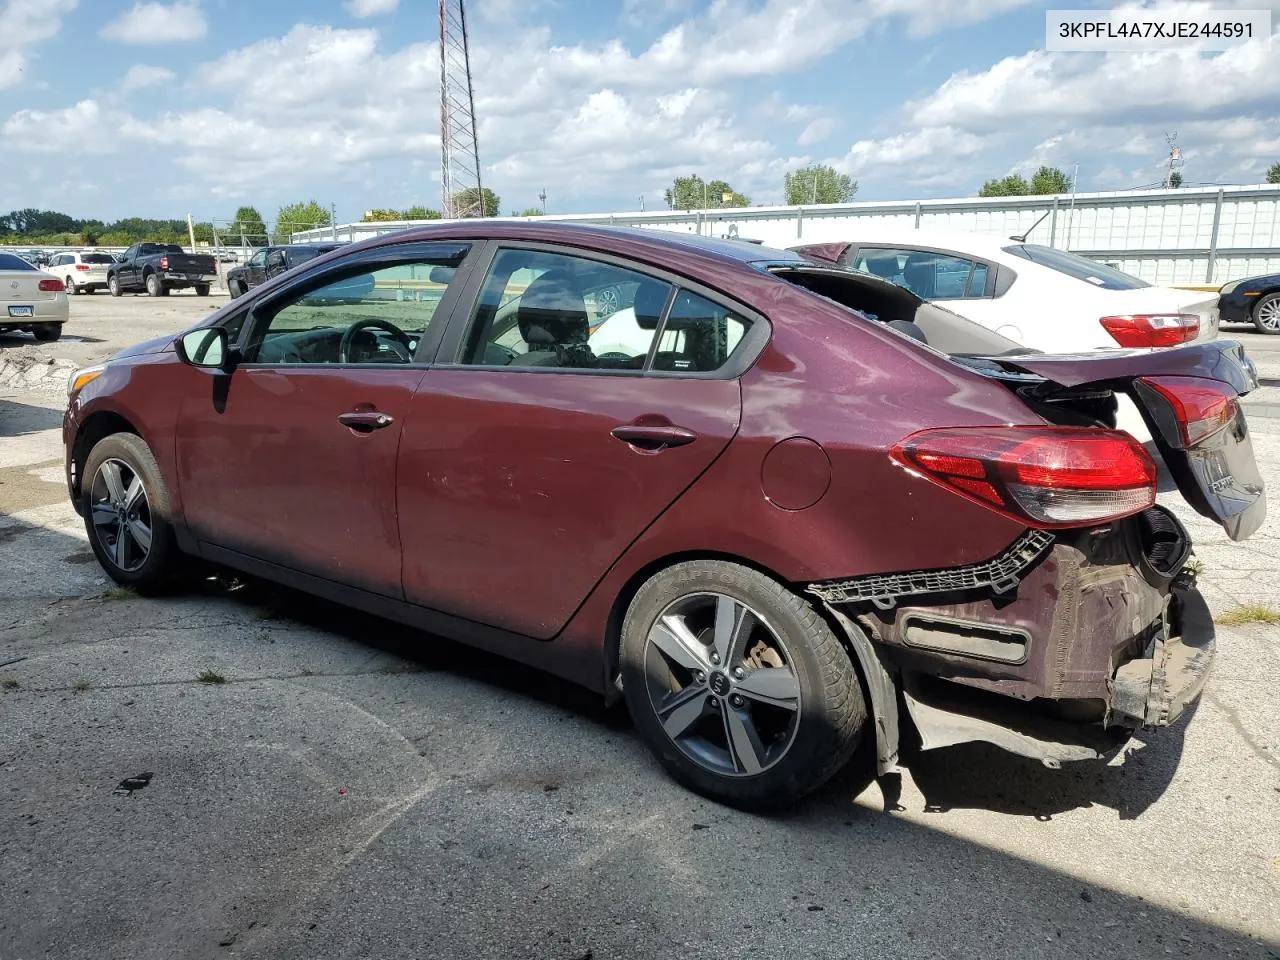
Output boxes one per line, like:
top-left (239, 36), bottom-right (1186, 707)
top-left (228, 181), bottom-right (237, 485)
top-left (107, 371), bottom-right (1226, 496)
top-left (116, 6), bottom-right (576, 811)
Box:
top-left (337, 411), bottom-right (394, 433)
top-left (611, 424), bottom-right (697, 450)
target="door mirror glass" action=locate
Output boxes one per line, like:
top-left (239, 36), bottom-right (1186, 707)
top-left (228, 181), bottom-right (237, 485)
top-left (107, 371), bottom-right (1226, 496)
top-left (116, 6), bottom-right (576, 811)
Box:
top-left (177, 328), bottom-right (229, 368)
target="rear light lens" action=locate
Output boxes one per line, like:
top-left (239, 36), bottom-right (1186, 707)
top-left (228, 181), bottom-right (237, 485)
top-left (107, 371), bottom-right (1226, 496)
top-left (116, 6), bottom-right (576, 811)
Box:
top-left (1137, 376), bottom-right (1238, 447)
top-left (892, 426), bottom-right (1157, 528)
top-left (1100, 313), bottom-right (1199, 348)
top-left (159, 256), bottom-right (170, 270)
top-left (75, 264), bottom-right (90, 271)
top-left (38, 278), bottom-right (64, 292)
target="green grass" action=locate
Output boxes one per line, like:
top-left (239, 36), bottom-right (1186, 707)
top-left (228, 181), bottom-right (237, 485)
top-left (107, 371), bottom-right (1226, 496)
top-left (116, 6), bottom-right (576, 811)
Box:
top-left (99, 586), bottom-right (135, 603)
top-left (1, 677), bottom-right (19, 690)
top-left (1215, 604), bottom-right (1280, 627)
top-left (72, 678), bottom-right (92, 692)
top-left (197, 669), bottom-right (228, 685)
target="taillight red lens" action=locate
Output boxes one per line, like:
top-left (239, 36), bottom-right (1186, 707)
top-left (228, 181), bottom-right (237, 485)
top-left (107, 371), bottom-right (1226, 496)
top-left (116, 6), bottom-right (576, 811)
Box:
top-left (1099, 313), bottom-right (1199, 348)
top-left (38, 278), bottom-right (64, 292)
top-left (75, 264), bottom-right (90, 271)
top-left (159, 256), bottom-right (170, 270)
top-left (1137, 376), bottom-right (1238, 446)
top-left (892, 426), bottom-right (1157, 528)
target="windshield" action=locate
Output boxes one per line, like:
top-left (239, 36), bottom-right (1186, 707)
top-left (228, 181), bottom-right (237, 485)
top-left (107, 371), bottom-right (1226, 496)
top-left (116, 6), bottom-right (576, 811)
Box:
top-left (1003, 244), bottom-right (1149, 290)
top-left (81, 253), bottom-right (115, 264)
top-left (0, 252), bottom-right (36, 271)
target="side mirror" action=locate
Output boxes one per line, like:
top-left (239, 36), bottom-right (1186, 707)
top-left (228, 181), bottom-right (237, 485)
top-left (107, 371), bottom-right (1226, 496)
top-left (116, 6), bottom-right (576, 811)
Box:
top-left (175, 328), bottom-right (234, 370)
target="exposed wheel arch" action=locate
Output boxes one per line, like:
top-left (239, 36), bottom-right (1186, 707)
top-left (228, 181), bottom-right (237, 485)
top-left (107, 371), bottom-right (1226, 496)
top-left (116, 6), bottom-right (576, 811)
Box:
top-left (72, 411), bottom-right (139, 501)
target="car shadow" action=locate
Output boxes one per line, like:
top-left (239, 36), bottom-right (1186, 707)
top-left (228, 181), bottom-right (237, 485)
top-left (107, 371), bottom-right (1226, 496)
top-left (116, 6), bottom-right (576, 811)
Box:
top-left (0, 397), bottom-right (64, 439)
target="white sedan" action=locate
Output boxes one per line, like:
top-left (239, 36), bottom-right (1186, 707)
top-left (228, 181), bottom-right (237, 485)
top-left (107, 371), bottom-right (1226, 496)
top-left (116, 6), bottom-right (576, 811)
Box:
top-left (792, 227), bottom-right (1219, 354)
top-left (0, 250), bottom-right (69, 342)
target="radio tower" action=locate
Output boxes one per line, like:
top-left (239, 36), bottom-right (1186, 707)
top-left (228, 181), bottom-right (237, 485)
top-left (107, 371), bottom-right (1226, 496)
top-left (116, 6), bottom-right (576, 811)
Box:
top-left (439, 0), bottom-right (484, 218)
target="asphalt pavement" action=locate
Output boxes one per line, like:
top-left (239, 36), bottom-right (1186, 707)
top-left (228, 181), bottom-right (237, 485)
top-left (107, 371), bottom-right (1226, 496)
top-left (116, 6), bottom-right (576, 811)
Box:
top-left (1, 300), bottom-right (1278, 960)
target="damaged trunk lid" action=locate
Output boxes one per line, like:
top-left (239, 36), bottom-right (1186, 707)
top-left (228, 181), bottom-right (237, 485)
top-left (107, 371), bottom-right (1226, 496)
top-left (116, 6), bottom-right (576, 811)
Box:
top-left (960, 340), bottom-right (1266, 541)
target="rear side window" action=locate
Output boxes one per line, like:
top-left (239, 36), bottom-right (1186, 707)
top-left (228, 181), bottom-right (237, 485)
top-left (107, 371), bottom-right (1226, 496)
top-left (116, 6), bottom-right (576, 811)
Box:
top-left (1002, 244), bottom-right (1150, 290)
top-left (0, 253), bottom-right (35, 271)
top-left (652, 291), bottom-right (751, 373)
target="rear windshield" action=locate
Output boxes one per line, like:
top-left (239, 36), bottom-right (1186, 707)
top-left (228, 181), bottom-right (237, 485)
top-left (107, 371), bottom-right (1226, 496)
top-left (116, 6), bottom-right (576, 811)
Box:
top-left (1002, 244), bottom-right (1149, 290)
top-left (0, 253), bottom-right (36, 271)
top-left (139, 243), bottom-right (185, 255)
top-left (81, 253), bottom-right (115, 264)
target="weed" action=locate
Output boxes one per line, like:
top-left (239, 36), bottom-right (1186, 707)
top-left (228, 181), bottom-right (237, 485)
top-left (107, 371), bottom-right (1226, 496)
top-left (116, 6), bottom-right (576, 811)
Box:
top-left (197, 669), bottom-right (228, 685)
top-left (1184, 558), bottom-right (1205, 577)
top-left (1, 677), bottom-right (19, 690)
top-left (72, 678), bottom-right (92, 692)
top-left (99, 587), bottom-right (135, 603)
top-left (1215, 604), bottom-right (1280, 627)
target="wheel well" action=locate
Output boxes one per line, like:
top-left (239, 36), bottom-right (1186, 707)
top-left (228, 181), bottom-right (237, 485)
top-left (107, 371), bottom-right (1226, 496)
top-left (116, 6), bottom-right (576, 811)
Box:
top-left (1254, 286), bottom-right (1280, 307)
top-left (72, 412), bottom-right (139, 498)
top-left (600, 550), bottom-right (795, 704)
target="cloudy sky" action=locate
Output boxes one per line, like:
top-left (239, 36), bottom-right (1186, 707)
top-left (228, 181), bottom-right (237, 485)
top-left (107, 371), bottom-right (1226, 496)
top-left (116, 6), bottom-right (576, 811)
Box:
top-left (1, 0), bottom-right (1277, 225)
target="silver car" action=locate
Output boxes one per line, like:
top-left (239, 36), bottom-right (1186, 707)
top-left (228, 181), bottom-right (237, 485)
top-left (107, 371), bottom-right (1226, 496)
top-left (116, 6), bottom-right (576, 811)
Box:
top-left (0, 251), bottom-right (69, 342)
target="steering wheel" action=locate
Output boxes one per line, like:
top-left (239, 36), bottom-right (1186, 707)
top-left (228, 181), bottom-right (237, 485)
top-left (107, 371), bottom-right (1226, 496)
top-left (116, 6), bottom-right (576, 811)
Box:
top-left (339, 318), bottom-right (414, 364)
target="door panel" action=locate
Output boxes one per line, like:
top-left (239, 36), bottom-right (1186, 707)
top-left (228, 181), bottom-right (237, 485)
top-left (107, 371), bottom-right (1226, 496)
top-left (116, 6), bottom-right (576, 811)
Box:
top-left (177, 367), bottom-right (426, 597)
top-left (398, 370), bottom-right (741, 638)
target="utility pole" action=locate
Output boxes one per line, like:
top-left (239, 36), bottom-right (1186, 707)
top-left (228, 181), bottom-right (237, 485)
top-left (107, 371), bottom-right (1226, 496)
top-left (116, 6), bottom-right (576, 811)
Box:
top-left (1066, 162), bottom-right (1079, 250)
top-left (331, 203), bottom-right (337, 241)
top-left (639, 195), bottom-right (645, 212)
top-left (440, 0), bottom-right (484, 218)
top-left (538, 188), bottom-right (547, 214)
top-left (186, 213), bottom-right (196, 250)
top-left (1163, 133), bottom-right (1182, 188)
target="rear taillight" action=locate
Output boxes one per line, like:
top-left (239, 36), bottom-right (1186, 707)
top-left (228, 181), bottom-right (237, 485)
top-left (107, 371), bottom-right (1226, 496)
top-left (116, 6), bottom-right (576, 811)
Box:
top-left (891, 426), bottom-right (1157, 528)
top-left (38, 278), bottom-right (64, 292)
top-left (1137, 376), bottom-right (1238, 447)
top-left (1100, 313), bottom-right (1199, 348)
top-left (159, 256), bottom-right (170, 270)
top-left (75, 264), bottom-right (90, 271)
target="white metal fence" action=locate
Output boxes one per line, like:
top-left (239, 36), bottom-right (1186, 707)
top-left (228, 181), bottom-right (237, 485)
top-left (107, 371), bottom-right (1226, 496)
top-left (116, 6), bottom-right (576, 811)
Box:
top-left (291, 184), bottom-right (1280, 287)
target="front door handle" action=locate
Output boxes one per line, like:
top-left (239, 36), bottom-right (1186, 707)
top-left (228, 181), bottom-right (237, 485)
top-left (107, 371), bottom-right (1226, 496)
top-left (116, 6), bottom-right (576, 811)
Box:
top-left (611, 423), bottom-right (697, 450)
top-left (337, 410), bottom-right (394, 433)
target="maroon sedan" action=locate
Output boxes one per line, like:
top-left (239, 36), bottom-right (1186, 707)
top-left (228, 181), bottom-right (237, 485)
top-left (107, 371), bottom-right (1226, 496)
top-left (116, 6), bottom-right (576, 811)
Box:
top-left (63, 223), bottom-right (1265, 809)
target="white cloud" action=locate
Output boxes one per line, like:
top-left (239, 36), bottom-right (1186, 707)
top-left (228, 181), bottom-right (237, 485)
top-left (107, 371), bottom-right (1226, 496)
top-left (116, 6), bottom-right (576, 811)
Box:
top-left (100, 1), bottom-right (207, 44)
top-left (117, 63), bottom-right (175, 93)
top-left (0, 0), bottom-right (78, 87)
top-left (798, 118), bottom-right (835, 146)
top-left (0, 49), bottom-right (22, 89)
top-left (869, 0), bottom-right (1038, 36)
top-left (345, 0), bottom-right (398, 17)
top-left (2, 100), bottom-right (120, 153)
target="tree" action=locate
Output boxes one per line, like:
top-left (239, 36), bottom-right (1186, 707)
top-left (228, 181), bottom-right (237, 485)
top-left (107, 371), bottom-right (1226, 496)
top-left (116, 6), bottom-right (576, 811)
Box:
top-left (979, 174), bottom-right (1030, 197)
top-left (1266, 162), bottom-right (1280, 184)
top-left (275, 200), bottom-right (331, 238)
top-left (784, 164), bottom-right (857, 205)
top-left (230, 205), bottom-right (268, 245)
top-left (450, 187), bottom-right (500, 218)
top-left (1029, 165), bottom-right (1072, 195)
top-left (402, 205), bottom-right (441, 220)
top-left (1168, 171), bottom-right (1184, 188)
top-left (362, 208), bottom-right (404, 222)
top-left (663, 175), bottom-right (749, 210)
top-left (514, 207), bottom-right (544, 217)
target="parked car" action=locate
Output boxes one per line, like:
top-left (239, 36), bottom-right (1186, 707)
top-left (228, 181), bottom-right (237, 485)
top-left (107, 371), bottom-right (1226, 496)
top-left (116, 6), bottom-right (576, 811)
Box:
top-left (225, 243), bottom-right (344, 298)
top-left (1219, 271), bottom-right (1280, 335)
top-left (0, 251), bottom-right (67, 341)
top-left (64, 223), bottom-right (1264, 809)
top-left (792, 228), bottom-right (1220, 354)
top-left (106, 243), bottom-right (218, 297)
top-left (47, 250), bottom-right (116, 295)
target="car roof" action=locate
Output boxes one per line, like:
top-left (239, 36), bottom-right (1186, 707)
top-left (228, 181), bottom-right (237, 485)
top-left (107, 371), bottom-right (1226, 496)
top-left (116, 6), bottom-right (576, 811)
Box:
top-left (799, 226), bottom-right (1025, 260)
top-left (362, 221), bottom-right (808, 270)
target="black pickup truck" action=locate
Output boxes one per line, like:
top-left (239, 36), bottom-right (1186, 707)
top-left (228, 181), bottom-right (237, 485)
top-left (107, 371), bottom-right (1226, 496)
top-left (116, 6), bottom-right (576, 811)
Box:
top-left (107, 243), bottom-right (219, 297)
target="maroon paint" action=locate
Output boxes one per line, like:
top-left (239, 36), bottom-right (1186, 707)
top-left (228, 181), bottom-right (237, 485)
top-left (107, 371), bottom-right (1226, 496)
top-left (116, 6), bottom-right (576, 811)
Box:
top-left (760, 438), bottom-right (831, 510)
top-left (397, 369), bottom-right (741, 638)
top-left (791, 242), bottom-right (850, 266)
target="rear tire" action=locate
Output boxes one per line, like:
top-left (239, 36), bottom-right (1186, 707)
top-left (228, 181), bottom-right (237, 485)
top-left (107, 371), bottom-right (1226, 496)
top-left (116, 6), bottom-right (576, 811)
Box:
top-left (195, 284), bottom-right (210, 297)
top-left (619, 559), bottom-right (866, 810)
top-left (108, 275), bottom-right (122, 297)
top-left (145, 273), bottom-right (165, 297)
top-left (32, 324), bottom-right (62, 343)
top-left (1253, 292), bottom-right (1280, 335)
top-left (81, 433), bottom-right (185, 594)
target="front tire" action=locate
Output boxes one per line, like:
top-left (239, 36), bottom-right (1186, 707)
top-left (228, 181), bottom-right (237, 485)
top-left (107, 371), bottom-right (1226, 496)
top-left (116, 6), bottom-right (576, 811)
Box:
top-left (619, 560), bottom-right (866, 810)
top-left (65, 275), bottom-right (77, 296)
top-left (1253, 292), bottom-right (1280, 335)
top-left (81, 433), bottom-right (184, 593)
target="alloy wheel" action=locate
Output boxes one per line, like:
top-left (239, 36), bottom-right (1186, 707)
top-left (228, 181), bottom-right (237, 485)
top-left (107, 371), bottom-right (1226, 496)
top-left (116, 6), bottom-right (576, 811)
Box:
top-left (643, 592), bottom-right (801, 777)
top-left (89, 458), bottom-right (153, 572)
top-left (65, 275), bottom-right (76, 295)
top-left (595, 285), bottom-right (620, 318)
top-left (1258, 296), bottom-right (1280, 331)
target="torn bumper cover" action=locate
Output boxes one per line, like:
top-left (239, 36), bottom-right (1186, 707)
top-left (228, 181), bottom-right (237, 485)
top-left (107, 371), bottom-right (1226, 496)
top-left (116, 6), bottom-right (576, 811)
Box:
top-left (1109, 585), bottom-right (1215, 728)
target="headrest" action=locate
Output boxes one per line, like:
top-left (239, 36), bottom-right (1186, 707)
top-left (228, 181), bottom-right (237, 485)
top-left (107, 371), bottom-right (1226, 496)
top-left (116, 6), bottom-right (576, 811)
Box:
top-left (633, 280), bottom-right (671, 330)
top-left (862, 254), bottom-right (901, 279)
top-left (517, 269), bottom-right (588, 347)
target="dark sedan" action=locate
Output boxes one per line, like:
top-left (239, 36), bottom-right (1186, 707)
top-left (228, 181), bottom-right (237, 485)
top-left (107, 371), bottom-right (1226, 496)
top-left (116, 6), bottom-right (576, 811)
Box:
top-left (225, 243), bottom-right (344, 298)
top-left (1219, 272), bottom-right (1280, 334)
top-left (62, 223), bottom-right (1264, 809)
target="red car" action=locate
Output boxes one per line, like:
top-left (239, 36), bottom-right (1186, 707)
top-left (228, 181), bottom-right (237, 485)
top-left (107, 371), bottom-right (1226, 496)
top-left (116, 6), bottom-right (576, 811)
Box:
top-left (63, 223), bottom-right (1266, 809)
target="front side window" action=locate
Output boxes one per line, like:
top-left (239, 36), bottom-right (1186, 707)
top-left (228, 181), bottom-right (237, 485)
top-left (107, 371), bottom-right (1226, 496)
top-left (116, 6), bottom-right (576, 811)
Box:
top-left (460, 248), bottom-right (671, 370)
top-left (246, 254), bottom-right (465, 365)
top-left (853, 247), bottom-right (987, 300)
top-left (248, 250), bottom-right (268, 268)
